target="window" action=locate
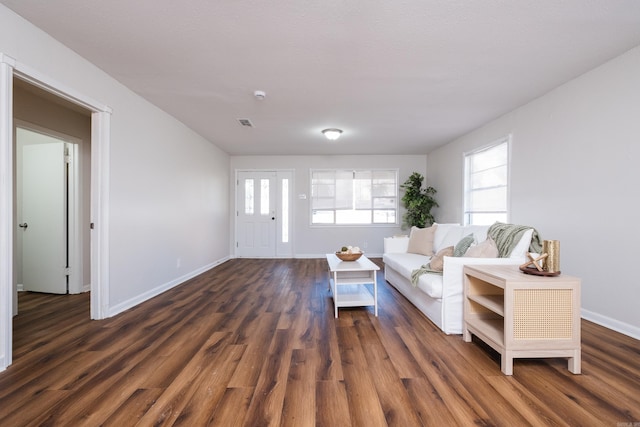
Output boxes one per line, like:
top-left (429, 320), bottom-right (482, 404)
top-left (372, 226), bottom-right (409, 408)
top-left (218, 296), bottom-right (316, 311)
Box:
top-left (281, 178), bottom-right (289, 243)
top-left (311, 169), bottom-right (398, 225)
top-left (464, 137), bottom-right (509, 225)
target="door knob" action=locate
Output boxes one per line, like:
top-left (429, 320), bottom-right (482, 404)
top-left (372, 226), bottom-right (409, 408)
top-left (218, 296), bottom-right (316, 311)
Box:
top-left (271, 217), bottom-right (275, 220)
top-left (19, 222), bottom-right (28, 229)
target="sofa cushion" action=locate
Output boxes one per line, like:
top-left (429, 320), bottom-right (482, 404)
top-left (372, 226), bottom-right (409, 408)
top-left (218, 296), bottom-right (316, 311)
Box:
top-left (429, 246), bottom-right (454, 271)
top-left (433, 223), bottom-right (461, 252)
top-left (383, 252), bottom-right (429, 279)
top-left (460, 225), bottom-right (490, 243)
top-left (465, 237), bottom-right (499, 257)
top-left (454, 233), bottom-right (475, 257)
top-left (417, 273), bottom-right (444, 299)
top-left (407, 225), bottom-right (437, 256)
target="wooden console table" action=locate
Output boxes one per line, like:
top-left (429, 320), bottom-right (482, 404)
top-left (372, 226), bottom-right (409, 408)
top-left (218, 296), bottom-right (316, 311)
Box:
top-left (463, 265), bottom-right (581, 375)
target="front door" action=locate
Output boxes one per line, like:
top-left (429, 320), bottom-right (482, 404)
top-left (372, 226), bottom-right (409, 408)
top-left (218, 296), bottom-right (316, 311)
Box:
top-left (20, 138), bottom-right (67, 294)
top-left (236, 171), bottom-right (277, 257)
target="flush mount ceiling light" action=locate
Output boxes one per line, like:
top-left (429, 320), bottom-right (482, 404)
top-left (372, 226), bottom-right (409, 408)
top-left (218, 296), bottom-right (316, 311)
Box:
top-left (322, 128), bottom-right (343, 140)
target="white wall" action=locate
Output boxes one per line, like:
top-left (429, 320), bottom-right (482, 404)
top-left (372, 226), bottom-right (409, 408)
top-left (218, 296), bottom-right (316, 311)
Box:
top-left (1, 6), bottom-right (230, 314)
top-left (427, 45), bottom-right (640, 338)
top-left (230, 155), bottom-right (427, 257)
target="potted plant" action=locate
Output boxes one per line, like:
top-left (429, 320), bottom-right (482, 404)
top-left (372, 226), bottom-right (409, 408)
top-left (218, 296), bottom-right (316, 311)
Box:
top-left (400, 172), bottom-right (438, 228)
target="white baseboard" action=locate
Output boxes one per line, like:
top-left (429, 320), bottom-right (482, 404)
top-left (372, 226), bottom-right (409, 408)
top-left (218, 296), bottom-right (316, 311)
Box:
top-left (18, 283), bottom-right (89, 293)
top-left (582, 308), bottom-right (640, 340)
top-left (107, 256), bottom-right (230, 318)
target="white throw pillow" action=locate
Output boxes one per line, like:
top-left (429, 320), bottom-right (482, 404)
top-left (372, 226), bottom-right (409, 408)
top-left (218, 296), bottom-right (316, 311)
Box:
top-left (509, 228), bottom-right (534, 259)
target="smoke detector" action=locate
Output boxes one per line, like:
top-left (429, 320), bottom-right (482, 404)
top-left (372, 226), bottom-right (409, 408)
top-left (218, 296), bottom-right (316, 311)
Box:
top-left (254, 90), bottom-right (266, 100)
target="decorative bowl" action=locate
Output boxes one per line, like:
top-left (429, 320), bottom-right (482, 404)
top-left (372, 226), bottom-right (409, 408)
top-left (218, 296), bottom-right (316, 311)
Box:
top-left (335, 252), bottom-right (363, 261)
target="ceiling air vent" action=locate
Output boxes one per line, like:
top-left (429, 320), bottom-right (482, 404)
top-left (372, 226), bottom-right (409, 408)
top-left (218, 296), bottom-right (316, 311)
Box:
top-left (237, 118), bottom-right (254, 128)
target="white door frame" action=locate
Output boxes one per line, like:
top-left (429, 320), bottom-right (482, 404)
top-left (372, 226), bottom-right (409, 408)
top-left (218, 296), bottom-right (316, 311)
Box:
top-left (234, 169), bottom-right (294, 258)
top-left (16, 122), bottom-right (83, 294)
top-left (0, 53), bottom-right (112, 371)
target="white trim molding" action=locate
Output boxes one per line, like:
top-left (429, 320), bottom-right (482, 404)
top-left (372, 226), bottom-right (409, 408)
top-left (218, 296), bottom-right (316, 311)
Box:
top-left (11, 59), bottom-right (112, 322)
top-left (90, 110), bottom-right (111, 319)
top-left (0, 53), bottom-right (16, 371)
top-left (0, 51), bottom-right (112, 372)
top-left (582, 308), bottom-right (640, 341)
top-left (12, 61), bottom-right (111, 115)
top-left (107, 258), bottom-right (229, 318)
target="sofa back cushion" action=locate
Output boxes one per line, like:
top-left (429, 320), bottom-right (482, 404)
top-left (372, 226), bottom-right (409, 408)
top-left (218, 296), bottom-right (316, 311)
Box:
top-left (460, 225), bottom-right (490, 243)
top-left (433, 223), bottom-right (460, 252)
top-left (433, 223), bottom-right (491, 253)
top-left (406, 225), bottom-right (437, 256)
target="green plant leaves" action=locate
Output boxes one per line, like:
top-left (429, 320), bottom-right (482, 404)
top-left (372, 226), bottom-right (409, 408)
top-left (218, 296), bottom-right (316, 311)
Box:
top-left (400, 172), bottom-right (438, 228)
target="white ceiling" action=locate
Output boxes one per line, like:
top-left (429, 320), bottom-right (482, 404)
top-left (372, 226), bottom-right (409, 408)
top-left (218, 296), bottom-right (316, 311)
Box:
top-left (3, 1), bottom-right (640, 155)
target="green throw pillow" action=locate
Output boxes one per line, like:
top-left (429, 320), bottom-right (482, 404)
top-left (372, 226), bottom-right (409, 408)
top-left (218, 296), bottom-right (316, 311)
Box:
top-left (454, 233), bottom-right (475, 257)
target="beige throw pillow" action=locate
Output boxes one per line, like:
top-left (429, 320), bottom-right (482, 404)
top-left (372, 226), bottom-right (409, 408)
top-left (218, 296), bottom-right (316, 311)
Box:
top-left (464, 237), bottom-right (499, 258)
top-left (428, 246), bottom-right (454, 271)
top-left (407, 225), bottom-right (437, 256)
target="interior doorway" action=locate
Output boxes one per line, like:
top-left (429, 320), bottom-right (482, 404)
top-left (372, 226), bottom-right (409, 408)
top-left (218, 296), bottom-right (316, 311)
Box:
top-left (16, 125), bottom-right (84, 295)
top-left (1, 54), bottom-right (112, 371)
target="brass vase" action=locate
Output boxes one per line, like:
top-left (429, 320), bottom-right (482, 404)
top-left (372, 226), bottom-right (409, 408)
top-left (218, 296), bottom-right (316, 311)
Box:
top-left (543, 240), bottom-right (560, 273)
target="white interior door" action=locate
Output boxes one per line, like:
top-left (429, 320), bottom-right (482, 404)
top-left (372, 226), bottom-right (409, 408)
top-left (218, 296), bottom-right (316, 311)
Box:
top-left (237, 171), bottom-right (277, 257)
top-left (21, 141), bottom-right (67, 294)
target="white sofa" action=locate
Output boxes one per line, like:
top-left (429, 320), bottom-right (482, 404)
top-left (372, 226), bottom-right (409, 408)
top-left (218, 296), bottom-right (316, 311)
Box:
top-left (383, 223), bottom-right (534, 335)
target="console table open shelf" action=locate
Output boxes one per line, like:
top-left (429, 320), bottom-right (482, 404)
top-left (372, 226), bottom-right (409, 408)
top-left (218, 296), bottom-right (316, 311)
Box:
top-left (463, 265), bottom-right (581, 375)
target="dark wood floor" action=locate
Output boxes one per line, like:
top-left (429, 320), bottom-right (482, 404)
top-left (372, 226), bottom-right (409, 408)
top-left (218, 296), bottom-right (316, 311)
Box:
top-left (1, 258), bottom-right (639, 426)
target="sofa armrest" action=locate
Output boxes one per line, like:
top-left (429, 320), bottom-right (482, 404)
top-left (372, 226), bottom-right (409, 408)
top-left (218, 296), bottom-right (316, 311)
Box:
top-left (384, 236), bottom-right (409, 254)
top-left (441, 256), bottom-right (522, 298)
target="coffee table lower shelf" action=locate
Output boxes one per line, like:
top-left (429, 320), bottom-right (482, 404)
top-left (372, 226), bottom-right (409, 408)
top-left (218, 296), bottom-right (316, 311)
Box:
top-left (329, 282), bottom-right (375, 311)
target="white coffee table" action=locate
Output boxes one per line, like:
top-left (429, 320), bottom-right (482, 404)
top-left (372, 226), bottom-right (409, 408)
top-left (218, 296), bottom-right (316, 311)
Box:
top-left (326, 253), bottom-right (379, 318)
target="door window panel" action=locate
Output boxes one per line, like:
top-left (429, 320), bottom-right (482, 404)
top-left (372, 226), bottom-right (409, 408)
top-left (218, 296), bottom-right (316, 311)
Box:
top-left (244, 179), bottom-right (254, 215)
top-left (282, 179), bottom-right (289, 243)
top-left (260, 179), bottom-right (269, 215)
